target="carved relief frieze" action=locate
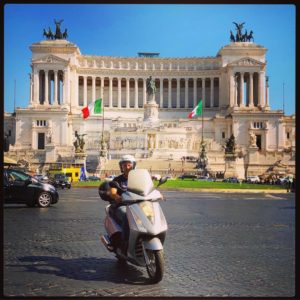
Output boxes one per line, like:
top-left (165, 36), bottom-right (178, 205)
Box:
top-left (32, 54), bottom-right (69, 65)
top-left (228, 57), bottom-right (265, 67)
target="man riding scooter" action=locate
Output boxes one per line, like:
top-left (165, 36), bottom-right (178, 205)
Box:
top-left (106, 154), bottom-right (136, 253)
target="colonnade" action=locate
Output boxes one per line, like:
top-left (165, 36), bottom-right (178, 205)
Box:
top-left (29, 68), bottom-right (269, 110)
top-left (77, 76), bottom-right (220, 109)
top-left (30, 69), bottom-right (65, 106)
top-left (230, 71), bottom-right (269, 108)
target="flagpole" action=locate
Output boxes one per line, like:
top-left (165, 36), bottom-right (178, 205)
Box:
top-left (201, 100), bottom-right (204, 143)
top-left (101, 99), bottom-right (104, 145)
top-left (282, 82), bottom-right (285, 114)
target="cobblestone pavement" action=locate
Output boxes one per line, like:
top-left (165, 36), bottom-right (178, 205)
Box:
top-left (3, 188), bottom-right (295, 297)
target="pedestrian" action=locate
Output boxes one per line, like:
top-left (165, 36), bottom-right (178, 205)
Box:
top-left (287, 177), bottom-right (293, 192)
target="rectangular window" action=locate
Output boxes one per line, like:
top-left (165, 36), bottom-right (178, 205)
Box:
top-left (38, 133), bottom-right (45, 149)
top-left (222, 132), bottom-right (225, 139)
top-left (287, 132), bottom-right (290, 139)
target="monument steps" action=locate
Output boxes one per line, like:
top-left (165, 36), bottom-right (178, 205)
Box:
top-left (102, 159), bottom-right (197, 173)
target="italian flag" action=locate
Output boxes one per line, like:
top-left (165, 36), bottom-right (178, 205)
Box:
top-left (188, 100), bottom-right (203, 118)
top-left (81, 98), bottom-right (102, 119)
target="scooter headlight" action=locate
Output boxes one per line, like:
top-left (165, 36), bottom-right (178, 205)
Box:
top-left (139, 201), bottom-right (155, 224)
top-left (128, 208), bottom-right (147, 233)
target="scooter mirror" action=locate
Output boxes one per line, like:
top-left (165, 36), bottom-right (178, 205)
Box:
top-left (157, 176), bottom-right (168, 187)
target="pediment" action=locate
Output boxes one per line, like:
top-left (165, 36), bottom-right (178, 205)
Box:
top-left (32, 54), bottom-right (69, 64)
top-left (228, 57), bottom-right (265, 67)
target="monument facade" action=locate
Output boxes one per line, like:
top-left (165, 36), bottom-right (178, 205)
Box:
top-left (4, 22), bottom-right (295, 178)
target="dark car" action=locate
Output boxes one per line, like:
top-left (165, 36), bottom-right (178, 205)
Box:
top-left (4, 169), bottom-right (59, 207)
top-left (222, 177), bottom-right (240, 183)
top-left (49, 173), bottom-right (71, 189)
top-left (178, 173), bottom-right (198, 180)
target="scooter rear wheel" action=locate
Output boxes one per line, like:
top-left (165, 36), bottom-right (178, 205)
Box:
top-left (145, 249), bottom-right (164, 283)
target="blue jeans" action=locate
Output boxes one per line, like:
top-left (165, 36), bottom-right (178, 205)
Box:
top-left (110, 205), bottom-right (129, 241)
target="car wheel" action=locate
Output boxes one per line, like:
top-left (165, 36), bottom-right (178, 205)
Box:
top-left (37, 192), bottom-right (52, 207)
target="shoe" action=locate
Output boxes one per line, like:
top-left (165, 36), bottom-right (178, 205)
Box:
top-left (107, 243), bottom-right (114, 251)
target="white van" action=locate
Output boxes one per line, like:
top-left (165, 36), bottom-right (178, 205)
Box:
top-left (246, 176), bottom-right (260, 183)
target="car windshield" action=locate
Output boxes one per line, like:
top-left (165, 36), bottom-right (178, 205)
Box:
top-left (54, 174), bottom-right (66, 179)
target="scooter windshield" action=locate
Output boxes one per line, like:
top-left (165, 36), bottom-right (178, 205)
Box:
top-left (127, 169), bottom-right (154, 196)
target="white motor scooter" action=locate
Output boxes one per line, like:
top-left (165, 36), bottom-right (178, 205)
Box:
top-left (99, 169), bottom-right (168, 283)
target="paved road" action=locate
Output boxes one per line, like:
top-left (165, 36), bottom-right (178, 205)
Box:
top-left (3, 188), bottom-right (295, 297)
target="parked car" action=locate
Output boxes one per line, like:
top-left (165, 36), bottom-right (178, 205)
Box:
top-left (3, 169), bottom-right (59, 207)
top-left (178, 173), bottom-right (198, 180)
top-left (86, 175), bottom-right (100, 181)
top-left (33, 174), bottom-right (49, 183)
top-left (223, 177), bottom-right (240, 183)
top-left (246, 176), bottom-right (260, 183)
top-left (49, 173), bottom-right (71, 189)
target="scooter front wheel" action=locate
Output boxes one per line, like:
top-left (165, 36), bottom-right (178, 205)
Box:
top-left (145, 249), bottom-right (164, 283)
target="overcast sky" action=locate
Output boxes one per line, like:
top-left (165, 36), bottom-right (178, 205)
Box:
top-left (4, 4), bottom-right (296, 115)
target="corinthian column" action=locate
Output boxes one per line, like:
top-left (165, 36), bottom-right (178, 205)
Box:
top-left (92, 76), bottom-right (96, 102)
top-left (239, 72), bottom-right (244, 106)
top-left (83, 76), bottom-right (87, 107)
top-left (249, 72), bottom-right (254, 107)
top-left (109, 77), bottom-right (113, 107)
top-left (143, 78), bottom-right (147, 104)
top-left (193, 78), bottom-right (197, 107)
top-left (160, 78), bottom-right (163, 108)
top-left (54, 71), bottom-right (58, 105)
top-left (118, 77), bottom-right (122, 108)
top-left (210, 77), bottom-right (214, 107)
top-left (100, 77), bottom-right (104, 100)
top-left (134, 78), bottom-right (138, 108)
top-left (44, 70), bottom-right (49, 105)
top-left (168, 79), bottom-right (172, 108)
top-left (177, 78), bottom-right (180, 108)
top-left (201, 78), bottom-right (205, 106)
top-left (229, 72), bottom-right (234, 107)
top-left (185, 78), bottom-right (188, 108)
top-left (126, 78), bottom-right (130, 108)
top-left (33, 69), bottom-right (39, 104)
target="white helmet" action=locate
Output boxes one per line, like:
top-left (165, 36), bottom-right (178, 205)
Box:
top-left (119, 154), bottom-right (136, 172)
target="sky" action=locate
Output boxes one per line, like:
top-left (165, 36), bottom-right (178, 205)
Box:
top-left (3, 4), bottom-right (296, 116)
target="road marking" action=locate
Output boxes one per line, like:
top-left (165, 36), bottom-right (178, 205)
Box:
top-left (265, 194), bottom-right (286, 200)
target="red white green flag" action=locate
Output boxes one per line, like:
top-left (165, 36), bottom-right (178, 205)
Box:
top-left (81, 98), bottom-right (102, 119)
top-left (188, 100), bottom-right (203, 118)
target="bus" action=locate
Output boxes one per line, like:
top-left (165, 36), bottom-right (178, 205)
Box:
top-left (47, 163), bottom-right (84, 182)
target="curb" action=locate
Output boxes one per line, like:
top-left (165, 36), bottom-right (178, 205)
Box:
top-left (162, 188), bottom-right (288, 193)
top-left (71, 186), bottom-right (288, 193)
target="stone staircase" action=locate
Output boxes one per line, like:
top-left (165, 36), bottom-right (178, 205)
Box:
top-left (101, 159), bottom-right (197, 175)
